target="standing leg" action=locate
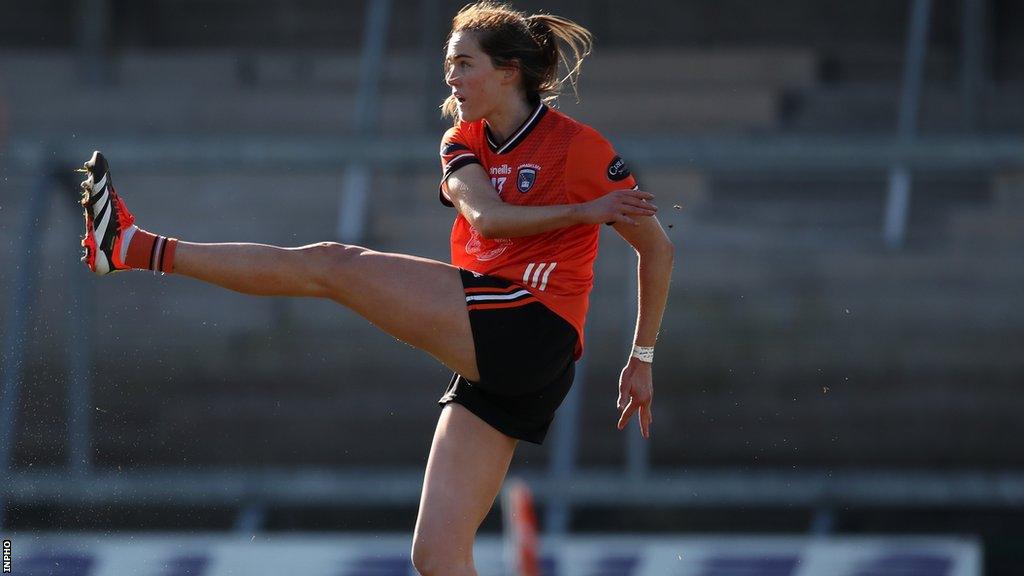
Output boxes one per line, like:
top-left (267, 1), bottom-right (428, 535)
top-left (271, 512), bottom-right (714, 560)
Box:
top-left (411, 404), bottom-right (518, 576)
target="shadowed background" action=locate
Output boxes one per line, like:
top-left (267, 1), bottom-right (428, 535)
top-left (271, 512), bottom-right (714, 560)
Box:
top-left (0, 1), bottom-right (1022, 575)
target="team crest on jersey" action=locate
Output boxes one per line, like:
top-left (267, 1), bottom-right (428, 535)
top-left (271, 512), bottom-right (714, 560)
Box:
top-left (517, 164), bottom-right (540, 193)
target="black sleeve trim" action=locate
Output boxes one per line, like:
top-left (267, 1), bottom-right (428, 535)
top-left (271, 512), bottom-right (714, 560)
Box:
top-left (438, 156), bottom-right (483, 207)
top-left (441, 142), bottom-right (471, 155)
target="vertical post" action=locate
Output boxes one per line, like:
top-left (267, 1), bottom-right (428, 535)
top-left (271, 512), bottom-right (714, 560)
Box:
top-left (544, 359), bottom-right (584, 536)
top-left (810, 507), bottom-right (836, 535)
top-left (77, 0), bottom-right (111, 85)
top-left (67, 267), bottom-right (95, 476)
top-left (234, 503), bottom-right (266, 534)
top-left (884, 166), bottom-right (913, 247)
top-left (960, 0), bottom-right (986, 131)
top-left (420, 0), bottom-right (442, 130)
top-left (337, 0), bottom-right (391, 243)
top-left (884, 0), bottom-right (932, 249)
top-left (0, 171), bottom-right (53, 527)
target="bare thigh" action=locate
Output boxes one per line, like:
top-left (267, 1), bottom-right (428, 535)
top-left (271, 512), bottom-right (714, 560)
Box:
top-left (174, 242), bottom-right (480, 380)
top-left (411, 404), bottom-right (518, 572)
top-left (321, 247), bottom-right (480, 379)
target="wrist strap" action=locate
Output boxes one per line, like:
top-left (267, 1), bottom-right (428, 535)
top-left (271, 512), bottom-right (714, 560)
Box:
top-left (631, 345), bottom-right (654, 363)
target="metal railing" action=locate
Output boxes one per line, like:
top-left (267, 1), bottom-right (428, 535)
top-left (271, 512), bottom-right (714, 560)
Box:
top-left (4, 0), bottom-right (1024, 536)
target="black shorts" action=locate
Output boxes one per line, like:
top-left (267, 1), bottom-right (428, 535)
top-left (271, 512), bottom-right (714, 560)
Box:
top-left (439, 269), bottom-right (578, 444)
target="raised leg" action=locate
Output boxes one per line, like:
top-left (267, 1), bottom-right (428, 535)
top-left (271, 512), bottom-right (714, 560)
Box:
top-left (174, 241), bottom-right (480, 380)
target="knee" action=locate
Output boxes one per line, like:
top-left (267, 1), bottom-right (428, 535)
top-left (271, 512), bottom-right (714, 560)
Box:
top-left (301, 241), bottom-right (365, 297)
top-left (410, 539), bottom-right (473, 576)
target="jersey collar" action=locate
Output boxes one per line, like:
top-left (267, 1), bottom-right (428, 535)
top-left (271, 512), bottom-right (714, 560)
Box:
top-left (484, 103), bottom-right (547, 155)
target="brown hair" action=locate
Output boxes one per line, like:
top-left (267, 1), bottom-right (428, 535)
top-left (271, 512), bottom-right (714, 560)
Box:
top-left (441, 1), bottom-right (593, 120)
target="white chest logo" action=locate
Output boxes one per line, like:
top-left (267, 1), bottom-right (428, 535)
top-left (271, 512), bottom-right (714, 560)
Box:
top-left (465, 227), bottom-right (512, 261)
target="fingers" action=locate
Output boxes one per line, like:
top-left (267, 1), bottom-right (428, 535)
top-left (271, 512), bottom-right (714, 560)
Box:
top-left (622, 204), bottom-right (657, 216)
top-left (616, 191), bottom-right (657, 209)
top-left (618, 189), bottom-right (655, 201)
top-left (617, 398), bottom-right (638, 430)
top-left (639, 404), bottom-right (652, 439)
top-left (617, 388), bottom-right (653, 438)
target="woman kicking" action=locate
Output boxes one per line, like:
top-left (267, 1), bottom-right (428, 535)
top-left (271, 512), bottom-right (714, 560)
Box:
top-left (78, 2), bottom-right (673, 574)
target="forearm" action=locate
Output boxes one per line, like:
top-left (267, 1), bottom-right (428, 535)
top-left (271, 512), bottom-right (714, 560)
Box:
top-left (630, 245), bottom-right (674, 349)
top-left (473, 202), bottom-right (581, 239)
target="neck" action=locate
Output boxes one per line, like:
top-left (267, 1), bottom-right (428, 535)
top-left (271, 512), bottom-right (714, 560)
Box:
top-left (484, 97), bottom-right (535, 144)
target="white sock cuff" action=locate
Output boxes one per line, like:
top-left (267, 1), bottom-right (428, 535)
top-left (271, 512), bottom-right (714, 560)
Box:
top-left (119, 225), bottom-right (138, 263)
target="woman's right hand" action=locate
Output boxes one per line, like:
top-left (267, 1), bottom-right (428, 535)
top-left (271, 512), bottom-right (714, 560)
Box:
top-left (575, 189), bottom-right (657, 226)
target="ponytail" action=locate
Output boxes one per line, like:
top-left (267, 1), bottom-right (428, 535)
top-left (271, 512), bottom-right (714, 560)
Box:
top-left (525, 14), bottom-right (592, 106)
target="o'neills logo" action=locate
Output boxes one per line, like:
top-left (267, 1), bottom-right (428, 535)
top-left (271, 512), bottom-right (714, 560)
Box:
top-left (606, 155), bottom-right (631, 181)
top-left (516, 165), bottom-right (539, 193)
top-left (490, 164), bottom-right (512, 176)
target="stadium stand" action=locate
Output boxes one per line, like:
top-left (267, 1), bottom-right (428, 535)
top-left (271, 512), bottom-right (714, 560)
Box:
top-left (2, 1), bottom-right (1024, 573)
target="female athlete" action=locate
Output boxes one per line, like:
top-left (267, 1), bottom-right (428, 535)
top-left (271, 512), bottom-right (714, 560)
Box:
top-left (77, 2), bottom-right (673, 574)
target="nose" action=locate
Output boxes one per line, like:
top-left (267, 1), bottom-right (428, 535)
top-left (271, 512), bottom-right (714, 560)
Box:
top-left (445, 67), bottom-right (459, 87)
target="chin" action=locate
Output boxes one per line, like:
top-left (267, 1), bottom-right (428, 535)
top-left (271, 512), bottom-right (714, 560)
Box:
top-left (457, 106), bottom-right (481, 123)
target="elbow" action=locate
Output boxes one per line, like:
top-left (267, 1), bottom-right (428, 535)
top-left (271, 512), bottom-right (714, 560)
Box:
top-left (640, 237), bottom-right (675, 261)
top-left (470, 212), bottom-right (510, 239)
top-left (470, 214), bottom-right (500, 239)
top-left (464, 209), bottom-right (494, 239)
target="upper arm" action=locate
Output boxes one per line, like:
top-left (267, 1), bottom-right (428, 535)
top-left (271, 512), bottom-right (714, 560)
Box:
top-left (443, 163), bottom-right (503, 226)
top-left (438, 124), bottom-right (484, 207)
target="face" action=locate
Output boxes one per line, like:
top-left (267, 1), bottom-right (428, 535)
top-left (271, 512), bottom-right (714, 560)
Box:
top-left (444, 31), bottom-right (515, 122)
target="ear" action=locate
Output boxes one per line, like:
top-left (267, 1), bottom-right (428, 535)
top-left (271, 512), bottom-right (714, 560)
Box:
top-left (500, 60), bottom-right (521, 86)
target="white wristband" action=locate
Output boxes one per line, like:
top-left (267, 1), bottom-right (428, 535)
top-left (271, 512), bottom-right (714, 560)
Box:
top-left (631, 345), bottom-right (654, 363)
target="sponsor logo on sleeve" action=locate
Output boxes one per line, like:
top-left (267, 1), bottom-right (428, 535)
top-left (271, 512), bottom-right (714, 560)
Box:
top-left (606, 155), bottom-right (631, 182)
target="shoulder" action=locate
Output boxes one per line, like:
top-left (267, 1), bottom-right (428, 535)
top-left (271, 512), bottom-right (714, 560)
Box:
top-left (541, 106), bottom-right (589, 141)
top-left (562, 118), bottom-right (616, 163)
top-left (542, 106), bottom-right (603, 140)
top-left (441, 120), bottom-right (483, 145)
top-left (569, 121), bottom-right (612, 151)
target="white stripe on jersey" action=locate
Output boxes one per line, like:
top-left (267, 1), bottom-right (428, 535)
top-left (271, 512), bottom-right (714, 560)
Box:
top-left (531, 262), bottom-right (546, 286)
top-left (539, 262), bottom-right (557, 291)
top-left (522, 263), bottom-right (535, 285)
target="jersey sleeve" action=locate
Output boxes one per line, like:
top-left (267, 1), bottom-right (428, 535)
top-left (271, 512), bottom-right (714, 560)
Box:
top-left (438, 123), bottom-right (481, 207)
top-left (564, 127), bottom-right (638, 204)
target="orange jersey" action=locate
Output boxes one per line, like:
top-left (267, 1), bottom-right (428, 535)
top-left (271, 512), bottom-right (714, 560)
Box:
top-left (438, 103), bottom-right (638, 358)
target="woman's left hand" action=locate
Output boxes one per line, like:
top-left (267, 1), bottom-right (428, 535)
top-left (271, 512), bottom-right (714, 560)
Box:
top-left (616, 358), bottom-right (654, 438)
